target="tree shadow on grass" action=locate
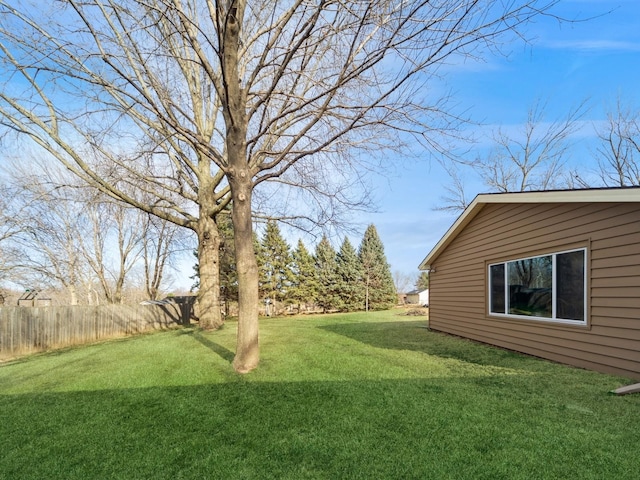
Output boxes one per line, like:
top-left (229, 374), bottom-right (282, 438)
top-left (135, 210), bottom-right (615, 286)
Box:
top-left (319, 320), bottom-right (533, 369)
top-left (186, 330), bottom-right (235, 364)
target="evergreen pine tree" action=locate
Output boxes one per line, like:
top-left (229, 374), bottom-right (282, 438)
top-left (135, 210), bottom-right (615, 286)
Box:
top-left (289, 239), bottom-right (319, 312)
top-left (358, 224), bottom-right (397, 311)
top-left (258, 221), bottom-right (294, 315)
top-left (416, 271), bottom-right (430, 290)
top-left (335, 237), bottom-right (364, 311)
top-left (217, 213), bottom-right (237, 314)
top-left (254, 231), bottom-right (266, 299)
top-left (314, 235), bottom-right (340, 313)
top-left (189, 211), bottom-right (237, 317)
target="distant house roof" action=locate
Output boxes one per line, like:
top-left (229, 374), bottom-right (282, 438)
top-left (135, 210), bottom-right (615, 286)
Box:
top-left (418, 187), bottom-right (640, 271)
top-left (406, 289), bottom-right (428, 295)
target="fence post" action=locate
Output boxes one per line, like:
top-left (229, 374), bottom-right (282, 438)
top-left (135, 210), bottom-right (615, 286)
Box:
top-left (172, 296), bottom-right (196, 326)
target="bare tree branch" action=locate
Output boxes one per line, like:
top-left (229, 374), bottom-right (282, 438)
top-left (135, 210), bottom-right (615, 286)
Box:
top-left (468, 98), bottom-right (589, 193)
top-left (0, 0), bottom-right (564, 370)
top-left (595, 96), bottom-right (640, 187)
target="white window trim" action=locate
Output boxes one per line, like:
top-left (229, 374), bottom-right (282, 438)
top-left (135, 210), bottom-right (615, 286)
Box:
top-left (488, 248), bottom-right (587, 326)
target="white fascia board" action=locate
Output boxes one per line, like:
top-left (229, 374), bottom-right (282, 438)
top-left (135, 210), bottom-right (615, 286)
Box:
top-left (418, 195), bottom-right (485, 270)
top-left (417, 187), bottom-right (640, 271)
top-left (477, 187), bottom-right (640, 204)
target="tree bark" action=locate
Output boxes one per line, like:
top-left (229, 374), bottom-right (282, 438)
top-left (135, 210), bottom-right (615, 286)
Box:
top-left (221, 1), bottom-right (259, 373)
top-left (230, 172), bottom-right (260, 373)
top-left (68, 284), bottom-right (78, 306)
top-left (197, 213), bottom-right (224, 330)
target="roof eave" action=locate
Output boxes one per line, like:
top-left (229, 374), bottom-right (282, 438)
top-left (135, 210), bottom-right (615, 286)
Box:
top-left (418, 196), bottom-right (485, 270)
top-left (417, 187), bottom-right (640, 271)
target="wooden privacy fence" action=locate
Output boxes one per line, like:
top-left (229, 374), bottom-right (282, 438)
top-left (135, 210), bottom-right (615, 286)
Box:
top-left (0, 302), bottom-right (191, 359)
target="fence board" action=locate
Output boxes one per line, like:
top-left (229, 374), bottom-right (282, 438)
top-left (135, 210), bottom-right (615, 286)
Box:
top-left (0, 303), bottom-right (185, 359)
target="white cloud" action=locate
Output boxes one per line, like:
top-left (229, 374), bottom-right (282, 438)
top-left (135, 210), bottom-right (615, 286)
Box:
top-left (544, 39), bottom-right (640, 52)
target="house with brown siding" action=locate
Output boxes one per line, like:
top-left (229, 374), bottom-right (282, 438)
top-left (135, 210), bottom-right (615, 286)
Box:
top-left (419, 187), bottom-right (640, 380)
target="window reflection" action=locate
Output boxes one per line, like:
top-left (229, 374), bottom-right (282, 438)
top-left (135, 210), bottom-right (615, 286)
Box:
top-left (556, 250), bottom-right (585, 321)
top-left (489, 249), bottom-right (586, 323)
top-left (508, 256), bottom-right (552, 317)
top-left (490, 264), bottom-right (505, 314)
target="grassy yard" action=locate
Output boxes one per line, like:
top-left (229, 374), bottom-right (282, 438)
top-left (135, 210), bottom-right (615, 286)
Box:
top-left (1, 310), bottom-right (638, 479)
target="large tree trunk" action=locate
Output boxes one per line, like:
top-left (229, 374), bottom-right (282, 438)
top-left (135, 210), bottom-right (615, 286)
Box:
top-left (230, 172), bottom-right (260, 373)
top-left (113, 274), bottom-right (124, 304)
top-left (68, 284), bottom-right (79, 306)
top-left (222, 2), bottom-right (259, 373)
top-left (197, 213), bottom-right (224, 330)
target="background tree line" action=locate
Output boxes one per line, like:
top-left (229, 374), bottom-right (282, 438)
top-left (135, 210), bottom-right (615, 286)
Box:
top-left (194, 221), bottom-right (398, 316)
top-left (0, 164), bottom-right (190, 306)
top-left (438, 97), bottom-right (640, 211)
top-left (0, 0), bottom-right (570, 372)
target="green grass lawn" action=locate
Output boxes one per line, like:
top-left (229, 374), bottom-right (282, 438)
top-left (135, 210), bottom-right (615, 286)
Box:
top-left (1, 310), bottom-right (638, 479)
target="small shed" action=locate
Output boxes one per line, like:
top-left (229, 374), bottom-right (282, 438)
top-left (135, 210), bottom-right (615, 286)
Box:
top-left (406, 289), bottom-right (429, 306)
top-left (419, 187), bottom-right (640, 380)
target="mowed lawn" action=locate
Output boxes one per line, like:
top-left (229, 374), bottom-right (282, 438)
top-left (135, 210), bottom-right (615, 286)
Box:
top-left (1, 310), bottom-right (638, 479)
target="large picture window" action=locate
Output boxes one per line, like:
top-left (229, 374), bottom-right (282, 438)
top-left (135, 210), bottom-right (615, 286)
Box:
top-left (489, 249), bottom-right (586, 324)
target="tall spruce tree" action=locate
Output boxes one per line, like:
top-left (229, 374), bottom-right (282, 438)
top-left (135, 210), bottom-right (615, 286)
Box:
top-left (336, 237), bottom-right (365, 312)
top-left (257, 221), bottom-right (293, 315)
top-left (358, 225), bottom-right (397, 311)
top-left (315, 236), bottom-right (340, 313)
top-left (218, 213), bottom-right (238, 316)
top-left (416, 271), bottom-right (430, 290)
top-left (289, 239), bottom-right (319, 312)
top-left (190, 212), bottom-right (237, 317)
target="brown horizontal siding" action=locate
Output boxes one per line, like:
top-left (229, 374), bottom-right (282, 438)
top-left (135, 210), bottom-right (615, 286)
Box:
top-left (434, 284), bottom-right (483, 294)
top-left (429, 201), bottom-right (640, 380)
top-left (591, 231), bottom-right (640, 250)
top-left (465, 202), bottom-right (582, 240)
top-left (484, 335), bottom-right (640, 379)
top-left (591, 311), bottom-right (640, 328)
top-left (493, 209), bottom-right (632, 256)
top-left (591, 239), bottom-right (640, 258)
top-left (593, 253), bottom-right (640, 269)
top-left (472, 321), bottom-right (640, 359)
top-left (591, 306), bottom-right (640, 321)
top-left (591, 265), bottom-right (640, 279)
top-left (432, 305), bottom-right (484, 319)
top-left (431, 311), bottom-right (640, 369)
top-left (591, 286), bottom-right (640, 298)
top-left (445, 203), bottom-right (617, 259)
top-left (593, 325), bottom-right (640, 341)
top-left (435, 297), bottom-right (484, 308)
top-left (591, 296), bottom-right (640, 309)
top-left (431, 316), bottom-right (640, 378)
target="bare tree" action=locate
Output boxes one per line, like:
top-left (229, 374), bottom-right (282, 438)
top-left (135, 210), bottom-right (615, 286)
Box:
top-left (4, 162), bottom-right (181, 304)
top-left (140, 213), bottom-right (187, 301)
top-left (0, 182), bottom-right (23, 283)
top-left (392, 270), bottom-right (417, 296)
top-left (0, 0), bottom-right (562, 372)
top-left (9, 179), bottom-right (90, 305)
top-left (82, 199), bottom-right (144, 304)
top-left (471, 99), bottom-right (589, 193)
top-left (438, 99), bottom-right (589, 212)
top-left (0, 1), bottom-right (229, 328)
top-left (595, 97), bottom-right (640, 187)
top-left (435, 163), bottom-right (473, 212)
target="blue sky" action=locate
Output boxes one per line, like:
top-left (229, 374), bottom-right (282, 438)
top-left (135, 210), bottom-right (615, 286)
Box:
top-left (2, 1), bottom-right (638, 292)
top-left (41, 0), bottom-right (640, 292)
top-left (358, 0), bottom-right (640, 284)
top-left (177, 0), bottom-right (640, 292)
